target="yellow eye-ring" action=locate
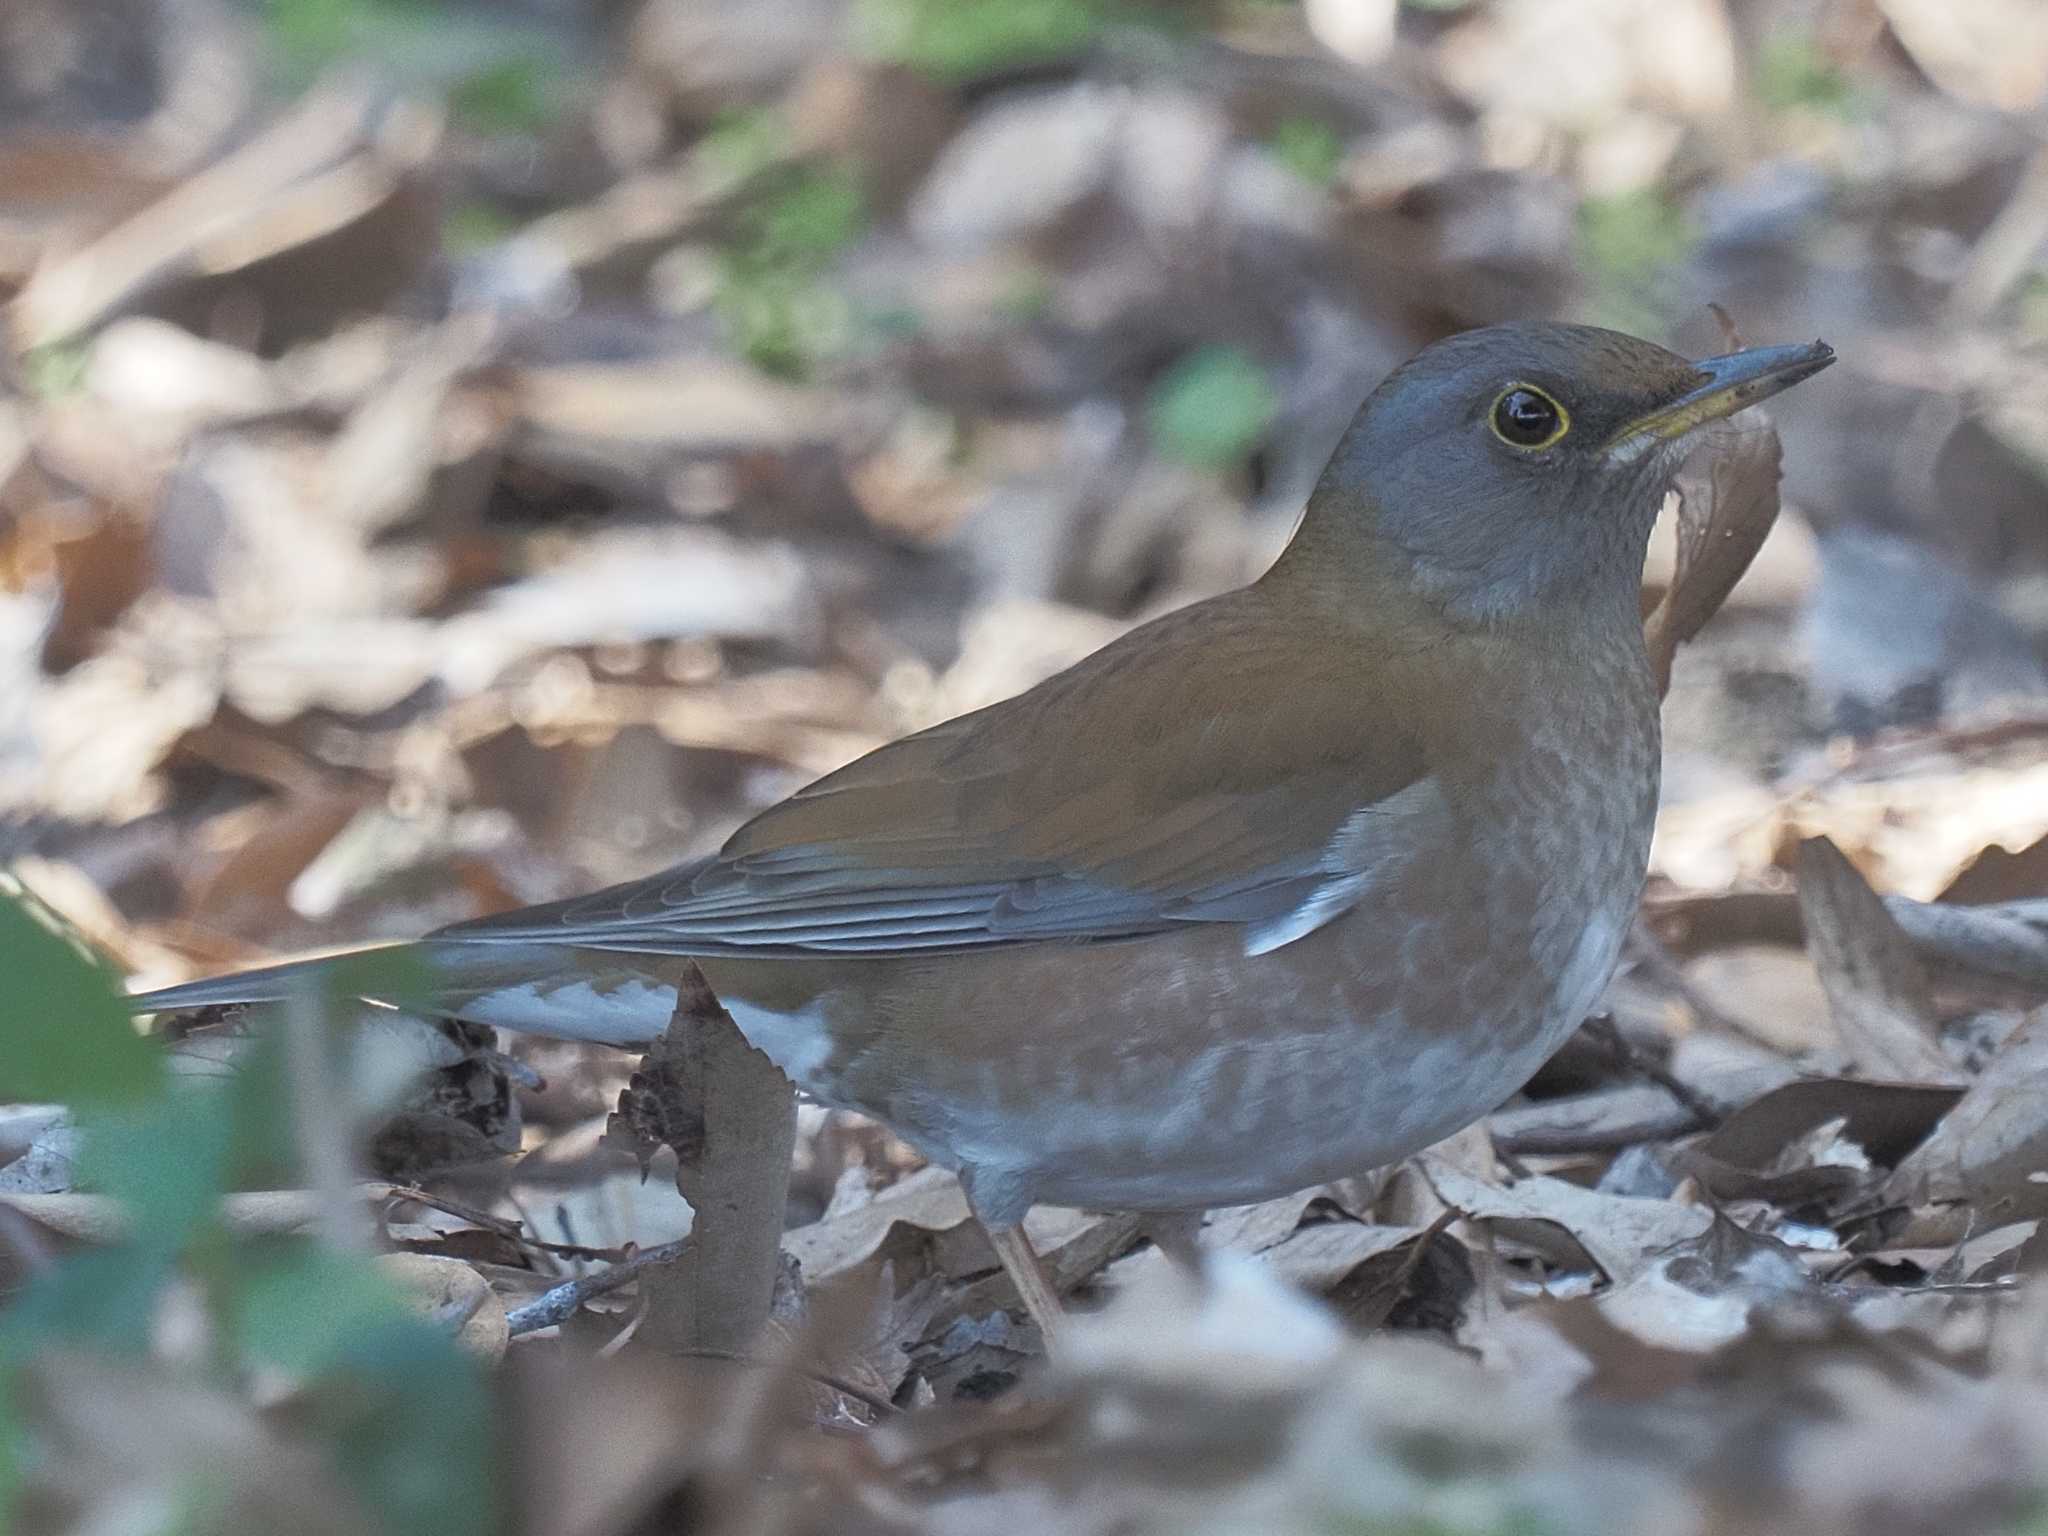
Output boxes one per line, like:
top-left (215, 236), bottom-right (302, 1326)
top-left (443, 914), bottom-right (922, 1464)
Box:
top-left (1489, 384), bottom-right (1570, 450)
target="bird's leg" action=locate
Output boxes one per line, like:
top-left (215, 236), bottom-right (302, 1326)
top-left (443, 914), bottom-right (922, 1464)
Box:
top-left (982, 1221), bottom-right (1066, 1348)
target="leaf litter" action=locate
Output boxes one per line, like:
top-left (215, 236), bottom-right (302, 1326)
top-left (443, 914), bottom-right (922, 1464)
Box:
top-left (7, 0), bottom-right (2048, 1531)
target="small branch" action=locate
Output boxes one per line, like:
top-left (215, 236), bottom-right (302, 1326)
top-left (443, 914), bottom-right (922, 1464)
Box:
top-left (505, 1238), bottom-right (690, 1336)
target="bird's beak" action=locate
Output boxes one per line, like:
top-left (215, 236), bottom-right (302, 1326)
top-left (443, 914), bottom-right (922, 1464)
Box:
top-left (1605, 339), bottom-right (1835, 458)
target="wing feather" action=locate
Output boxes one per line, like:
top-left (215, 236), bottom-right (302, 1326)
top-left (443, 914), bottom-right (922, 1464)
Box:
top-left (439, 593), bottom-right (1439, 958)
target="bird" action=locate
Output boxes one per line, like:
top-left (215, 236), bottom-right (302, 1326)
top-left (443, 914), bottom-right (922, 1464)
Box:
top-left (131, 321), bottom-right (1834, 1335)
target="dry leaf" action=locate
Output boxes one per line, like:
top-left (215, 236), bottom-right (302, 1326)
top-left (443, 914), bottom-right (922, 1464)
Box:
top-left (1884, 893), bottom-right (2048, 989)
top-left (609, 963), bottom-right (795, 1356)
top-left (379, 1251), bottom-right (510, 1361)
top-left (1797, 837), bottom-right (1965, 1084)
top-left (1642, 415), bottom-right (1784, 697)
top-left (1887, 1004), bottom-right (2048, 1219)
top-left (1419, 1160), bottom-right (1709, 1284)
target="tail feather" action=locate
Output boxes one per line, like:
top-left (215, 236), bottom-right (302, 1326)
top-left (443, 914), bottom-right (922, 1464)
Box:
top-left (127, 941), bottom-right (680, 1048)
top-left (127, 946), bottom-right (421, 1013)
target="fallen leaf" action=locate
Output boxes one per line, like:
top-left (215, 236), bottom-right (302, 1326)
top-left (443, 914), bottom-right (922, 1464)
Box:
top-left (1887, 1003), bottom-right (2048, 1219)
top-left (1420, 1160), bottom-right (1710, 1285)
top-left (1797, 837), bottom-right (1964, 1084)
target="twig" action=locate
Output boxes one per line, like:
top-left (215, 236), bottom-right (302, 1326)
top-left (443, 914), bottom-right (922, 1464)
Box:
top-left (379, 1183), bottom-right (616, 1266)
top-left (1579, 1008), bottom-right (1722, 1127)
top-left (505, 1237), bottom-right (691, 1335)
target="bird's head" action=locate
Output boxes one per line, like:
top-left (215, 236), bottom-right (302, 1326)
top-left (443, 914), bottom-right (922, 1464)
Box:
top-left (1292, 321), bottom-right (1835, 625)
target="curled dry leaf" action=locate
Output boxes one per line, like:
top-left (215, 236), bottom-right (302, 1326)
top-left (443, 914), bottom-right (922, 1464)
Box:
top-left (380, 1251), bottom-right (510, 1361)
top-left (1641, 414), bottom-right (1784, 698)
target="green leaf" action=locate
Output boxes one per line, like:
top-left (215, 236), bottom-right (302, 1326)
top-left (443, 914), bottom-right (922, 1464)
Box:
top-left (751, 164), bottom-right (867, 263)
top-left (80, 1085), bottom-right (235, 1255)
top-left (1148, 345), bottom-right (1280, 469)
top-left (328, 1317), bottom-right (494, 1536)
top-left (318, 945), bottom-right (440, 1017)
top-left (232, 1248), bottom-right (403, 1374)
top-left (1269, 116), bottom-right (1345, 186)
top-left (448, 54), bottom-right (554, 136)
top-left (702, 108), bottom-right (788, 181)
top-left (1755, 29), bottom-right (1865, 119)
top-left (1576, 189), bottom-right (1694, 335)
top-left (0, 1365), bottom-right (19, 1518)
top-left (0, 1247), bottom-right (174, 1356)
top-left (235, 1247), bottom-right (494, 1536)
top-left (0, 882), bottom-right (162, 1109)
top-left (854, 0), bottom-right (1103, 79)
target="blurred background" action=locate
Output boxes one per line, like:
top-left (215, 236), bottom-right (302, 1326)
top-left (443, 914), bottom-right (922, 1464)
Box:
top-left (9, 2), bottom-right (2048, 1532)
top-left (5, 0), bottom-right (2048, 967)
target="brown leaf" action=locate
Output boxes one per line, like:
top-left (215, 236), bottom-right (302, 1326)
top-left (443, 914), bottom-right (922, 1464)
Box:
top-left (379, 1252), bottom-right (509, 1361)
top-left (1796, 836), bottom-right (1965, 1084)
top-left (1886, 1003), bottom-right (2048, 1217)
top-left (1695, 1076), bottom-right (1961, 1173)
top-left (1418, 1160), bottom-right (1709, 1285)
top-left (1641, 414), bottom-right (1784, 696)
top-left (1936, 830), bottom-right (2048, 904)
top-left (613, 964), bottom-right (797, 1356)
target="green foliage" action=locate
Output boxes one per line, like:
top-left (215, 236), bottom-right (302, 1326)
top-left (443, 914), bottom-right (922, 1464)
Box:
top-left (1148, 345), bottom-right (1280, 469)
top-left (1269, 115), bottom-right (1346, 186)
top-left (0, 884), bottom-right (495, 1534)
top-left (262, 0), bottom-right (569, 135)
top-left (995, 267), bottom-right (1057, 321)
top-left (1576, 189), bottom-right (1694, 335)
top-left (854, 0), bottom-right (1104, 79)
top-left (18, 340), bottom-right (91, 402)
top-left (446, 53), bottom-right (554, 135)
top-left (1755, 30), bottom-right (1863, 119)
top-left (263, 0), bottom-right (432, 84)
top-left (715, 161), bottom-right (868, 378)
top-left (443, 199), bottom-right (521, 252)
top-left (82, 1088), bottom-right (236, 1254)
top-left (0, 881), bottom-right (162, 1108)
top-left (2020, 271), bottom-right (2048, 338)
top-left (702, 107), bottom-right (789, 181)
top-left (237, 1249), bottom-right (494, 1536)
top-left (1, 1247), bottom-right (176, 1356)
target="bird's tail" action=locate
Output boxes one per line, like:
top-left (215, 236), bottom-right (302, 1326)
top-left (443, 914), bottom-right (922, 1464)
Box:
top-left (126, 941), bottom-right (681, 1047)
top-left (129, 949), bottom-right (403, 1012)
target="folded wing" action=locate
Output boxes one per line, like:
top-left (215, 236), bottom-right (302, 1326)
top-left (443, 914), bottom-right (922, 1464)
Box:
top-left (440, 595), bottom-right (1439, 958)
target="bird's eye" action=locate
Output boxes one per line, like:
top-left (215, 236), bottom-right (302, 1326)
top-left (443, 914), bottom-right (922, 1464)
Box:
top-left (1489, 385), bottom-right (1569, 450)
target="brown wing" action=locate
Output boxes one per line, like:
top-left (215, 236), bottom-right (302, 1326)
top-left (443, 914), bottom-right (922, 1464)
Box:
top-left (439, 591), bottom-right (1432, 957)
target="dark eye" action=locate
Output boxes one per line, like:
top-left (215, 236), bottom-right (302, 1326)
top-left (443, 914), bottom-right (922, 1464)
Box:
top-left (1489, 385), bottom-right (1569, 449)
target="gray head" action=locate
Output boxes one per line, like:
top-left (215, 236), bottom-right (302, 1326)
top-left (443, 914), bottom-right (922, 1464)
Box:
top-left (1287, 322), bottom-right (1834, 625)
